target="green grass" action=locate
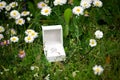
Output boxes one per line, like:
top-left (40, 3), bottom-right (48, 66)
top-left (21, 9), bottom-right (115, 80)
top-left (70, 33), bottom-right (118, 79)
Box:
top-left (0, 26), bottom-right (120, 80)
top-left (0, 0), bottom-right (120, 80)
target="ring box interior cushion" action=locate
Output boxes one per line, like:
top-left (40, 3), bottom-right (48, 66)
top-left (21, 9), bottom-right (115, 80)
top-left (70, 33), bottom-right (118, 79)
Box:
top-left (42, 25), bottom-right (66, 62)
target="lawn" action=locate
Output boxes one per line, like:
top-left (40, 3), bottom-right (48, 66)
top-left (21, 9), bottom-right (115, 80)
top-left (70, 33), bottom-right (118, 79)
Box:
top-left (0, 0), bottom-right (120, 80)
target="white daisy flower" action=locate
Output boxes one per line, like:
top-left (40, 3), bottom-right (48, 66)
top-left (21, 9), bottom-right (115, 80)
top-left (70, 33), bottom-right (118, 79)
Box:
top-left (10, 36), bottom-right (19, 43)
top-left (21, 11), bottom-right (30, 16)
top-left (0, 34), bottom-right (4, 40)
top-left (10, 10), bottom-right (20, 19)
top-left (15, 18), bottom-right (25, 25)
top-left (10, 28), bottom-right (16, 36)
top-left (28, 32), bottom-right (38, 39)
top-left (53, 0), bottom-right (67, 6)
top-left (95, 30), bottom-right (103, 39)
top-left (0, 1), bottom-right (6, 10)
top-left (5, 5), bottom-right (11, 11)
top-left (80, 0), bottom-right (92, 9)
top-left (93, 65), bottom-right (104, 75)
top-left (9, 2), bottom-right (18, 8)
top-left (25, 29), bottom-right (35, 35)
top-left (89, 39), bottom-right (97, 47)
top-left (37, 2), bottom-right (47, 9)
top-left (72, 6), bottom-right (84, 16)
top-left (93, 0), bottom-right (103, 7)
top-left (41, 6), bottom-right (52, 16)
top-left (0, 26), bottom-right (5, 33)
top-left (24, 36), bottom-right (34, 43)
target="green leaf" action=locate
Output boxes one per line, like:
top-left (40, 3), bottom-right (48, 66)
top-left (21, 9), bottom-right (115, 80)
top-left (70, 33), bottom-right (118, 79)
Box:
top-left (64, 24), bottom-right (69, 37)
top-left (64, 8), bottom-right (72, 25)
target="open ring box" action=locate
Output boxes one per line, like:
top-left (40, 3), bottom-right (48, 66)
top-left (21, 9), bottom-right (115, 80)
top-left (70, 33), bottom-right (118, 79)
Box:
top-left (42, 25), bottom-right (66, 62)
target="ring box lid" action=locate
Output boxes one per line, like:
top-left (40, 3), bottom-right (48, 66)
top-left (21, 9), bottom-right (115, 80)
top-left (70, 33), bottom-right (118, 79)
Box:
top-left (42, 25), bottom-right (63, 46)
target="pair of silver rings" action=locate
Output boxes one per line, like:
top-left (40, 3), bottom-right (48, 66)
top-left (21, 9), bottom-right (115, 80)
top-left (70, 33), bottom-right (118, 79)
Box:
top-left (50, 48), bottom-right (60, 55)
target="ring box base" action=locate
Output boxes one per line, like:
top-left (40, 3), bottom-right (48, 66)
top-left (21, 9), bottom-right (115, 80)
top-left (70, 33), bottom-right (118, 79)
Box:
top-left (42, 25), bottom-right (66, 62)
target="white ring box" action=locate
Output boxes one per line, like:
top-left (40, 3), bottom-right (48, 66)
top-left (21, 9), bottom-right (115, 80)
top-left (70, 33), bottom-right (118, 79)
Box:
top-left (42, 25), bottom-right (66, 62)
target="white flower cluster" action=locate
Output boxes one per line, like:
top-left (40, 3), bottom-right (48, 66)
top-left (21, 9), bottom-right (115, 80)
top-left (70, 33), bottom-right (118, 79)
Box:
top-left (72, 0), bottom-right (103, 16)
top-left (0, 1), bottom-right (18, 11)
top-left (37, 2), bottom-right (52, 16)
top-left (0, 1), bottom-right (31, 26)
top-left (10, 29), bottom-right (38, 43)
top-left (10, 9), bottom-right (31, 25)
top-left (8, 26), bottom-right (19, 43)
top-left (25, 29), bottom-right (38, 43)
top-left (89, 30), bottom-right (103, 47)
top-left (37, 0), bottom-right (68, 16)
top-left (0, 25), bottom-right (18, 44)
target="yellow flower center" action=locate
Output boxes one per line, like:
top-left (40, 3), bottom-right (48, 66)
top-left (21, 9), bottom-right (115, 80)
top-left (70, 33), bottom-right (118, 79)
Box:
top-left (44, 9), bottom-right (49, 13)
top-left (12, 37), bottom-right (16, 41)
top-left (12, 4), bottom-right (16, 7)
top-left (41, 3), bottom-right (45, 7)
top-left (27, 30), bottom-right (32, 33)
top-left (96, 68), bottom-right (100, 72)
top-left (0, 3), bottom-right (3, 7)
top-left (18, 20), bottom-right (22, 24)
top-left (27, 37), bottom-right (31, 40)
top-left (13, 12), bottom-right (17, 16)
top-left (23, 11), bottom-right (27, 14)
top-left (96, 2), bottom-right (99, 6)
top-left (84, 3), bottom-right (87, 6)
top-left (91, 41), bottom-right (95, 44)
top-left (31, 33), bottom-right (35, 36)
top-left (76, 9), bottom-right (80, 12)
